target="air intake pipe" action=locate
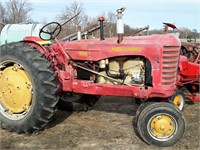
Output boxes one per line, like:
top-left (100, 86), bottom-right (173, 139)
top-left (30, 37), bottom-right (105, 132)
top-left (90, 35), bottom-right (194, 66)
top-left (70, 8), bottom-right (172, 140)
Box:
top-left (116, 7), bottom-right (126, 43)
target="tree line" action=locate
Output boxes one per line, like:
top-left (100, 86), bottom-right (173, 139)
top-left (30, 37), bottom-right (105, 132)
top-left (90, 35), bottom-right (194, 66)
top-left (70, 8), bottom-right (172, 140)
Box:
top-left (0, 0), bottom-right (199, 39)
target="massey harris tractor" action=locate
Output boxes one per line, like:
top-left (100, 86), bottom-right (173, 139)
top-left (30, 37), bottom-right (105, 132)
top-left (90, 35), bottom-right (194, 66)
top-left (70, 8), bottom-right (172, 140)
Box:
top-left (0, 9), bottom-right (188, 147)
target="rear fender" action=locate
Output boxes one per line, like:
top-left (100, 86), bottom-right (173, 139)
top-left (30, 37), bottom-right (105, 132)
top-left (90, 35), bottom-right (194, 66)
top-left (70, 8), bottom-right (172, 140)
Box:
top-left (22, 36), bottom-right (51, 54)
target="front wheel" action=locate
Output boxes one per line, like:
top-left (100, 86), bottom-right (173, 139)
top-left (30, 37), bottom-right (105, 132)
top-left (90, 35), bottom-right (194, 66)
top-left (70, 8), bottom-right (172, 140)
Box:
top-left (137, 102), bottom-right (186, 147)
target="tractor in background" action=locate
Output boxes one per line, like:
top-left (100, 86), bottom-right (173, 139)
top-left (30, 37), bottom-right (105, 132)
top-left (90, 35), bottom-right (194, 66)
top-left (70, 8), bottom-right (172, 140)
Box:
top-left (163, 23), bottom-right (200, 110)
top-left (0, 8), bottom-right (190, 147)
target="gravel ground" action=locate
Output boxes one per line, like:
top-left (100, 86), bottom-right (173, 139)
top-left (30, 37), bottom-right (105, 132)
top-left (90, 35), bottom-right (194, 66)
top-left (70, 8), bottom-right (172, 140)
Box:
top-left (0, 96), bottom-right (199, 150)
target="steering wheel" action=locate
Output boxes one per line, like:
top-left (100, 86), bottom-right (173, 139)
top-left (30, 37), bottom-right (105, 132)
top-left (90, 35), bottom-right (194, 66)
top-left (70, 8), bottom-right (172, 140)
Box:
top-left (187, 36), bottom-right (196, 43)
top-left (39, 22), bottom-right (62, 40)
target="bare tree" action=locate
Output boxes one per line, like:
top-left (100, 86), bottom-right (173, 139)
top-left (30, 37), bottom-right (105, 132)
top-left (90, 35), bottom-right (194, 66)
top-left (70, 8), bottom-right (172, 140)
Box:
top-left (0, 2), bottom-right (6, 31)
top-left (58, 2), bottom-right (137, 39)
top-left (178, 27), bottom-right (193, 39)
top-left (0, 0), bottom-right (33, 24)
top-left (58, 1), bottom-right (90, 37)
top-left (0, 2), bottom-right (6, 23)
top-left (105, 11), bottom-right (117, 37)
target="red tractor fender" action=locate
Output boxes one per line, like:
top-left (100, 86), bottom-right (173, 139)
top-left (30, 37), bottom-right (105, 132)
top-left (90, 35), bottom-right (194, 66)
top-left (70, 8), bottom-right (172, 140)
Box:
top-left (22, 36), bottom-right (51, 54)
top-left (179, 55), bottom-right (200, 77)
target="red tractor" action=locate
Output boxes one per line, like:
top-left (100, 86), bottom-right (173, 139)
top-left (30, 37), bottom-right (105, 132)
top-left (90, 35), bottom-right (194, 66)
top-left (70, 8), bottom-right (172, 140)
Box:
top-left (0, 9), bottom-right (188, 147)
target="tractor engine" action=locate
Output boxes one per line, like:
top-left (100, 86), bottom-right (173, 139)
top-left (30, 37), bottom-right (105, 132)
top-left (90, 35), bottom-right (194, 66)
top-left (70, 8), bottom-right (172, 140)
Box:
top-left (97, 57), bottom-right (145, 86)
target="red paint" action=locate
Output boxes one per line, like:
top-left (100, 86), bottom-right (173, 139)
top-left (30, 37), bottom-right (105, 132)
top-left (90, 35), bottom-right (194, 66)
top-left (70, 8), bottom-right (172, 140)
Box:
top-left (178, 55), bottom-right (200, 101)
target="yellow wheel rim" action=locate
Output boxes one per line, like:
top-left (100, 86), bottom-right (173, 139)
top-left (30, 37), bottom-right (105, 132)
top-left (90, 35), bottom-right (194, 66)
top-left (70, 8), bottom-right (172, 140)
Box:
top-left (173, 95), bottom-right (181, 107)
top-left (149, 114), bottom-right (175, 138)
top-left (0, 64), bottom-right (32, 114)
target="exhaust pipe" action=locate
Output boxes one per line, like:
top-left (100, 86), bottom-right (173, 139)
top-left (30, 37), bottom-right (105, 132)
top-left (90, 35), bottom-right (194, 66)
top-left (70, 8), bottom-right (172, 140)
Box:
top-left (98, 17), bottom-right (105, 40)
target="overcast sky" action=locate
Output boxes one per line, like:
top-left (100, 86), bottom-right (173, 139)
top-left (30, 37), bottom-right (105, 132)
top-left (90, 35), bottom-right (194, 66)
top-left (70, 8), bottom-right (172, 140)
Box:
top-left (3, 0), bottom-right (200, 31)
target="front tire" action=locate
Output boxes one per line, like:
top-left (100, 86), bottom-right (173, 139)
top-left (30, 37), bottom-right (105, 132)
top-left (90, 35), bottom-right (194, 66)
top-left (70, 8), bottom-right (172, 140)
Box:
top-left (137, 102), bottom-right (186, 147)
top-left (0, 42), bottom-right (59, 133)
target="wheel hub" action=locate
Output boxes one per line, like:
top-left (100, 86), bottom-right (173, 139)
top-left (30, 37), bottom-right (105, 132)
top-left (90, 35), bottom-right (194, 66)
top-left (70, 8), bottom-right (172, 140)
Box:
top-left (150, 115), bottom-right (174, 137)
top-left (0, 65), bottom-right (32, 114)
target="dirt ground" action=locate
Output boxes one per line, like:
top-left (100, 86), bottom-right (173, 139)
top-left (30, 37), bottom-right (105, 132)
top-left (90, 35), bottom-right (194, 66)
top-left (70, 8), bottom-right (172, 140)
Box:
top-left (0, 96), bottom-right (199, 150)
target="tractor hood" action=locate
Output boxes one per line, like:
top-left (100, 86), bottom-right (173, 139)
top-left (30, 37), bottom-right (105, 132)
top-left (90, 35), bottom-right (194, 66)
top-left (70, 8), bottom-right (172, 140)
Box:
top-left (60, 34), bottom-right (181, 61)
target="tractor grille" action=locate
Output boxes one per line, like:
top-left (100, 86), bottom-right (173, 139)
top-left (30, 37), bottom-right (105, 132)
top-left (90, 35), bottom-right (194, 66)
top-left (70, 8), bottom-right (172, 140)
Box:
top-left (162, 46), bottom-right (180, 85)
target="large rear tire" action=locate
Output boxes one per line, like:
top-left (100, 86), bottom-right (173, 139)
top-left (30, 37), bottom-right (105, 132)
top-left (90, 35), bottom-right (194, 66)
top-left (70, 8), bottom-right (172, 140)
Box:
top-left (0, 42), bottom-right (59, 133)
top-left (137, 102), bottom-right (186, 147)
